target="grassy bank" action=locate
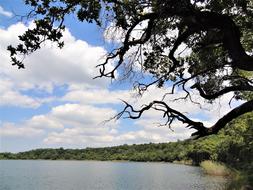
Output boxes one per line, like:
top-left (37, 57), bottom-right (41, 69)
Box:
top-left (200, 160), bottom-right (233, 176)
top-left (200, 160), bottom-right (253, 189)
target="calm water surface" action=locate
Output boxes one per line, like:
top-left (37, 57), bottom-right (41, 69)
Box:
top-left (0, 160), bottom-right (229, 190)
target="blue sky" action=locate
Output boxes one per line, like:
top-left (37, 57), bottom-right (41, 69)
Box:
top-left (0, 1), bottom-right (237, 152)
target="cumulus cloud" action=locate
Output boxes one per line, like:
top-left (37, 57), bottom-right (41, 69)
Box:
top-left (57, 85), bottom-right (242, 147)
top-left (0, 22), bottom-right (111, 93)
top-left (0, 6), bottom-right (12, 17)
top-left (0, 86), bottom-right (240, 148)
top-left (43, 126), bottom-right (173, 147)
top-left (43, 127), bottom-right (117, 146)
top-left (0, 21), bottom-right (116, 108)
top-left (27, 115), bottom-right (64, 129)
top-left (62, 88), bottom-right (132, 105)
top-left (0, 79), bottom-right (41, 108)
top-left (0, 122), bottom-right (44, 138)
top-left (0, 101), bottom-right (119, 145)
top-left (50, 104), bottom-right (117, 126)
top-left (42, 118), bottom-right (192, 147)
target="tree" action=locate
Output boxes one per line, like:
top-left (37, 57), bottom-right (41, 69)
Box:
top-left (8, 0), bottom-right (253, 138)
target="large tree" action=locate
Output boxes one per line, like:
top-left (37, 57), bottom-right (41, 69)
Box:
top-left (8, 0), bottom-right (253, 138)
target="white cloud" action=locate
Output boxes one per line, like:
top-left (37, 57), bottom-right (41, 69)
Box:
top-left (27, 115), bottom-right (64, 129)
top-left (42, 119), bottom-right (192, 147)
top-left (0, 22), bottom-right (111, 93)
top-left (43, 127), bottom-right (117, 146)
top-left (0, 21), bottom-right (116, 109)
top-left (1, 86), bottom-right (241, 148)
top-left (37, 100), bottom-right (193, 147)
top-left (0, 79), bottom-right (41, 108)
top-left (41, 101), bottom-right (195, 147)
top-left (62, 88), bottom-right (132, 105)
top-left (0, 6), bottom-right (12, 17)
top-left (61, 85), bottom-right (242, 145)
top-left (51, 103), bottom-right (117, 127)
top-left (0, 122), bottom-right (44, 138)
top-left (0, 102), bottom-right (118, 143)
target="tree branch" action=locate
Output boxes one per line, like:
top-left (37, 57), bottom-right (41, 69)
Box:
top-left (192, 83), bottom-right (253, 100)
top-left (114, 100), bottom-right (206, 133)
top-left (192, 11), bottom-right (253, 71)
top-left (114, 98), bottom-right (253, 139)
top-left (192, 99), bottom-right (253, 138)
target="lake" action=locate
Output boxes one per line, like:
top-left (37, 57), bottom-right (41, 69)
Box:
top-left (0, 160), bottom-right (229, 190)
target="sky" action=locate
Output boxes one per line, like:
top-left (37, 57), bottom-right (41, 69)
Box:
top-left (0, 0), bottom-right (240, 152)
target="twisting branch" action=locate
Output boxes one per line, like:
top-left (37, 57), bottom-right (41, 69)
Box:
top-left (192, 83), bottom-right (253, 100)
top-left (114, 99), bottom-right (253, 139)
top-left (114, 100), bottom-right (206, 133)
top-left (192, 99), bottom-right (253, 137)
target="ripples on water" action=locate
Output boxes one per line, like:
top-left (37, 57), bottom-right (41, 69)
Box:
top-left (0, 160), bottom-right (229, 190)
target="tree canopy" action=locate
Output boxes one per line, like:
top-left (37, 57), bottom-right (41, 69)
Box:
top-left (8, 0), bottom-right (253, 138)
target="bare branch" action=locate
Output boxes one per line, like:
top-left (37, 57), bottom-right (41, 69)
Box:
top-left (114, 100), bottom-right (205, 131)
top-left (192, 99), bottom-right (253, 138)
top-left (192, 83), bottom-right (253, 100)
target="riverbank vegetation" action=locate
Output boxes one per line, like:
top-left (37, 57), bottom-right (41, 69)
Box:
top-left (200, 161), bottom-right (232, 176)
top-left (1, 113), bottom-right (252, 180)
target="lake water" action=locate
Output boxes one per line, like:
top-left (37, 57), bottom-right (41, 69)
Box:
top-left (0, 160), bottom-right (229, 190)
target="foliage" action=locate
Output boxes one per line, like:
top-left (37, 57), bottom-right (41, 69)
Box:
top-left (216, 113), bottom-right (253, 172)
top-left (7, 0), bottom-right (253, 138)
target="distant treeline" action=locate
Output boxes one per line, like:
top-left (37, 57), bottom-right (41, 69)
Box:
top-left (1, 113), bottom-right (252, 175)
